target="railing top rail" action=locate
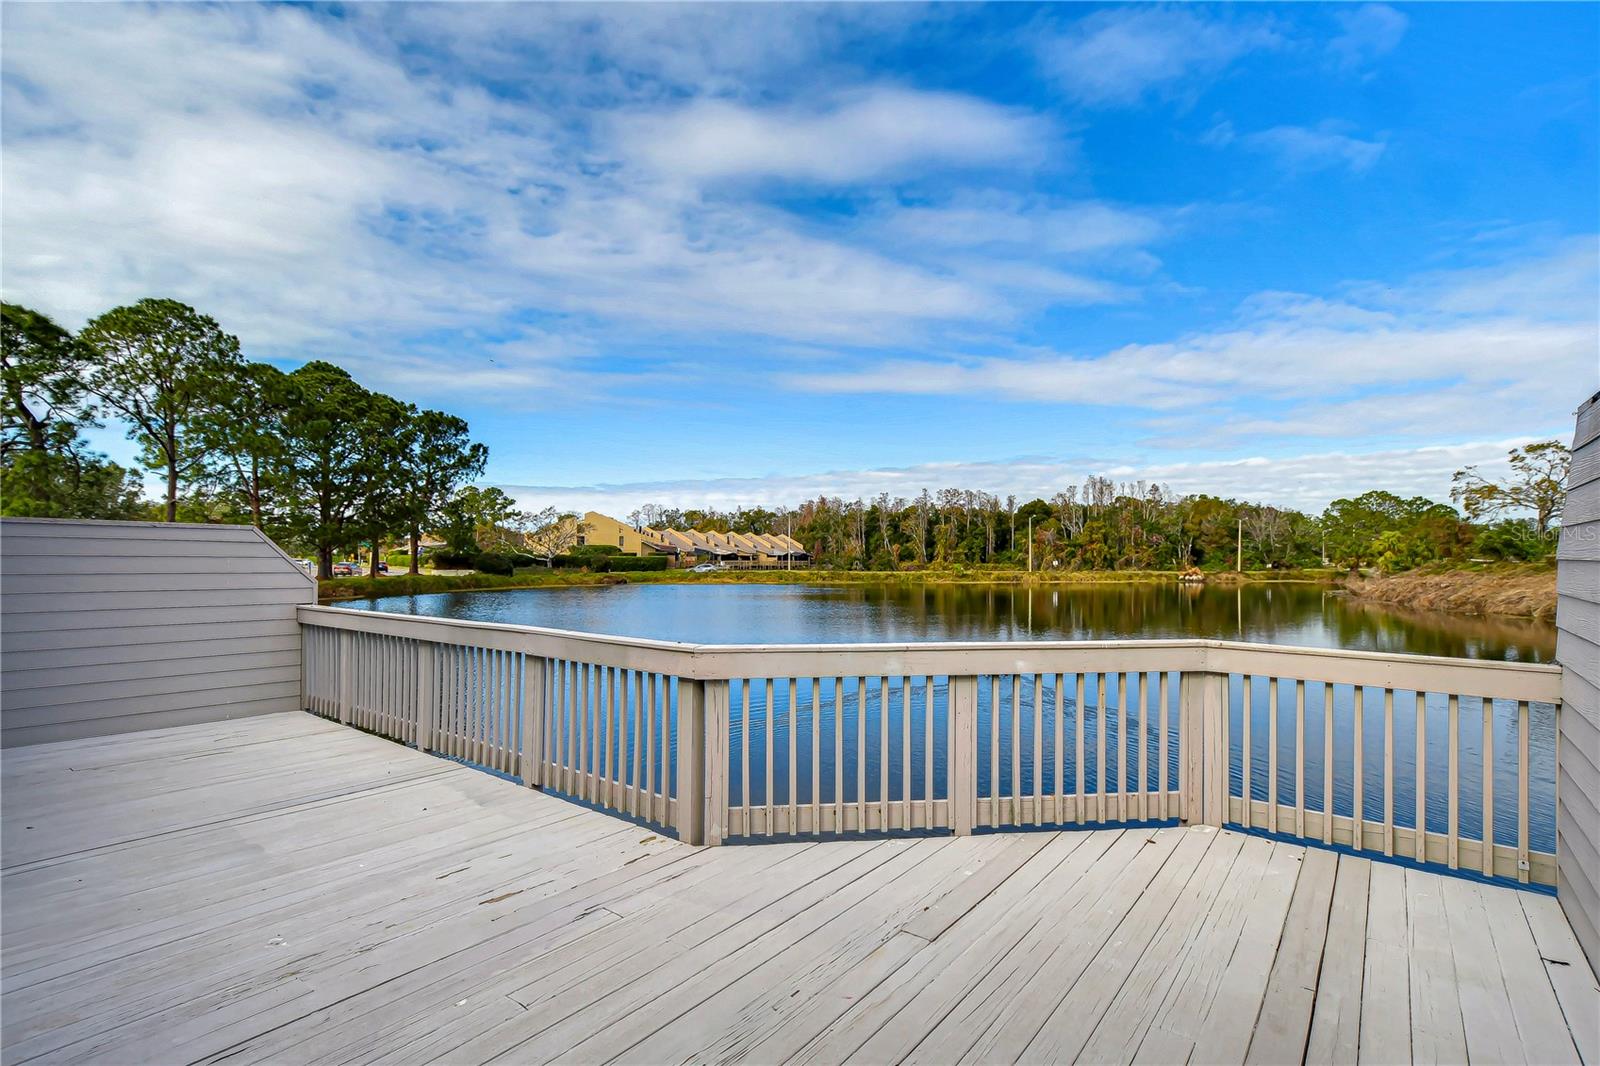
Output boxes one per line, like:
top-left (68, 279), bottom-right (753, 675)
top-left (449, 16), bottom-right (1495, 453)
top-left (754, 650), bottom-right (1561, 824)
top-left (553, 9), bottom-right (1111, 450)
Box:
top-left (298, 605), bottom-right (1561, 700)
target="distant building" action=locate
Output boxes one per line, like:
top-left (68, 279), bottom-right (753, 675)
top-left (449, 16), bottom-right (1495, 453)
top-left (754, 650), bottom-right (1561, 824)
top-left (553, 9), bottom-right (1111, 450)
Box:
top-left (570, 511), bottom-right (808, 568)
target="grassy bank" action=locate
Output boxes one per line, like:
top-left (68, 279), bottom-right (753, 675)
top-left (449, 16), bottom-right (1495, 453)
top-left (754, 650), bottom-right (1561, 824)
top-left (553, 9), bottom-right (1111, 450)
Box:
top-left (1339, 563), bottom-right (1556, 620)
top-left (319, 565), bottom-right (1338, 602)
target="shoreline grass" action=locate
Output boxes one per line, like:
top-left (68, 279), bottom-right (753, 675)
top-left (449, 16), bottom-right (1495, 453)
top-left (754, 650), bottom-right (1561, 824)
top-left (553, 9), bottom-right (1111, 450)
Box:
top-left (318, 565), bottom-right (1341, 602)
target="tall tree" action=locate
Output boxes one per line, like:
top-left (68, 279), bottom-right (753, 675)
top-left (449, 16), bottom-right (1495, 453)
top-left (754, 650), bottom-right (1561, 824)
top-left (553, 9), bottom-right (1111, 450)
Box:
top-left (351, 394), bottom-right (415, 577)
top-left (276, 361), bottom-right (387, 579)
top-left (438, 485), bottom-right (519, 555)
top-left (1452, 440), bottom-right (1570, 536)
top-left (400, 410), bottom-right (487, 574)
top-left (1, 302), bottom-right (144, 518)
top-left (79, 299), bottom-right (243, 521)
top-left (192, 361), bottom-right (292, 529)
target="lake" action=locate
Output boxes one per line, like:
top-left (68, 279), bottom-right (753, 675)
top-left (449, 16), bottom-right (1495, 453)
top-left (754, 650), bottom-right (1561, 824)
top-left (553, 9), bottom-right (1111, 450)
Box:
top-left (339, 580), bottom-right (1558, 857)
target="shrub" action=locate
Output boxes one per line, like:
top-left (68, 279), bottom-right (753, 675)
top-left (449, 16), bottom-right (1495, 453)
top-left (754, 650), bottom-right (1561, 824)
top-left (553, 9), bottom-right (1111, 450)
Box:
top-left (573, 544), bottom-right (623, 556)
top-left (605, 555), bottom-right (669, 572)
top-left (551, 553), bottom-right (590, 569)
top-left (430, 550), bottom-right (476, 569)
top-left (471, 552), bottom-right (515, 576)
top-left (507, 552), bottom-right (538, 568)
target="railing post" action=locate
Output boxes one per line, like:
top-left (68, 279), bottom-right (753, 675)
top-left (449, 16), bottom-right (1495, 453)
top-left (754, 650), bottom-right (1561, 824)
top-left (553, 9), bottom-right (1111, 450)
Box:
top-left (678, 678), bottom-right (708, 845)
top-left (951, 675), bottom-right (978, 836)
top-left (1180, 670), bottom-right (1227, 827)
top-left (704, 679), bottom-right (730, 845)
top-left (416, 642), bottom-right (436, 752)
top-left (337, 630), bottom-right (352, 726)
top-left (520, 655), bottom-right (546, 789)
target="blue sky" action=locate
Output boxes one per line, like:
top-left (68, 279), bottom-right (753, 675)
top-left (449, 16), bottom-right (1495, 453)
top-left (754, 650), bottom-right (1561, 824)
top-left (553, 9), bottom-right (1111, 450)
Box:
top-left (3, 2), bottom-right (1596, 514)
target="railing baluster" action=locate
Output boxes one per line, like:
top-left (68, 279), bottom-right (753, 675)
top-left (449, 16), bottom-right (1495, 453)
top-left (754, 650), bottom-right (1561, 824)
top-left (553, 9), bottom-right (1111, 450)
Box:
top-left (1482, 696), bottom-right (1495, 877)
top-left (811, 677), bottom-right (822, 834)
top-left (1115, 672), bottom-right (1128, 823)
top-left (1076, 673), bottom-right (1087, 824)
top-left (1268, 677), bottom-right (1278, 835)
top-left (1054, 673), bottom-right (1065, 824)
top-left (1295, 679), bottom-right (1306, 839)
top-left (1158, 672), bottom-right (1169, 821)
top-left (1353, 685), bottom-right (1364, 852)
top-left (855, 676), bottom-right (866, 828)
top-left (1384, 687), bottom-right (1394, 856)
top-left (834, 676), bottom-right (844, 831)
top-left (1031, 674), bottom-right (1043, 825)
top-left (925, 676), bottom-right (935, 828)
top-left (1240, 674), bottom-right (1251, 829)
top-left (1322, 682), bottom-right (1334, 846)
top-left (1138, 671), bottom-right (1149, 823)
top-left (740, 679), bottom-right (751, 829)
top-left (991, 676), bottom-right (1001, 828)
top-left (1097, 672), bottom-right (1108, 824)
top-left (647, 671), bottom-right (658, 824)
top-left (1010, 674), bottom-right (1021, 826)
top-left (901, 677), bottom-right (911, 829)
top-left (767, 677), bottom-right (778, 834)
top-left (1416, 691), bottom-right (1428, 863)
top-left (880, 675), bottom-right (889, 831)
top-left (1448, 693), bottom-right (1460, 870)
top-left (1518, 699), bottom-right (1530, 883)
top-left (790, 677), bottom-right (800, 834)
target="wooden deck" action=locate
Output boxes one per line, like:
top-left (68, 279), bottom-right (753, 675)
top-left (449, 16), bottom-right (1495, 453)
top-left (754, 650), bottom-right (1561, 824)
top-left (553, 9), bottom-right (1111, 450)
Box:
top-left (3, 714), bottom-right (1596, 1065)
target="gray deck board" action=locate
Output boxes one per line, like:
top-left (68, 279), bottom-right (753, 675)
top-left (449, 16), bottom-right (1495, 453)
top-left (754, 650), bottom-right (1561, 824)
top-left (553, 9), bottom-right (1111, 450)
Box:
top-left (3, 714), bottom-right (1595, 1065)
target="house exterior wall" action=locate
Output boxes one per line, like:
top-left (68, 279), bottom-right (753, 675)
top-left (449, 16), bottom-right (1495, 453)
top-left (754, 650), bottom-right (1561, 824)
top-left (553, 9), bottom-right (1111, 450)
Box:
top-left (1557, 390), bottom-right (1600, 970)
top-left (574, 511), bottom-right (660, 555)
top-left (0, 518), bottom-right (317, 747)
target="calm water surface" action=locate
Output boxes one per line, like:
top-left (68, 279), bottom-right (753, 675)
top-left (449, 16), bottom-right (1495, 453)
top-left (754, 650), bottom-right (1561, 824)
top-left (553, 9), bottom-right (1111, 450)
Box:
top-left (341, 582), bottom-right (1558, 857)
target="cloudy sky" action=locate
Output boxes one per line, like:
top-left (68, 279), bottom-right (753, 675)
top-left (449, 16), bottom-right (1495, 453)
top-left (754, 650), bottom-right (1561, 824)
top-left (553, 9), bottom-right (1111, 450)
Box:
top-left (3, 3), bottom-right (1596, 515)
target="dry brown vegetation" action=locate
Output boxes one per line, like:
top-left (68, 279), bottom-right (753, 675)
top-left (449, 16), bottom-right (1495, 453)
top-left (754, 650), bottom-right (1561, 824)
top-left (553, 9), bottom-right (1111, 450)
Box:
top-left (1341, 565), bottom-right (1557, 620)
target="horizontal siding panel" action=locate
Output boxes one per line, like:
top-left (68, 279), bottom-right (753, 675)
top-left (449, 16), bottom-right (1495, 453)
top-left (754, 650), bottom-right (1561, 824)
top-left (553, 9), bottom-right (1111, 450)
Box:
top-left (1557, 800), bottom-right (1600, 909)
top-left (1570, 445), bottom-right (1600, 492)
top-left (0, 534), bottom-right (309, 563)
top-left (0, 572), bottom-right (314, 596)
top-left (0, 696), bottom-right (296, 747)
top-left (1556, 594), bottom-right (1600, 645)
top-left (0, 634), bottom-right (301, 674)
top-left (1560, 735), bottom-right (1600, 833)
top-left (1, 680), bottom-right (300, 732)
top-left (0, 663), bottom-right (299, 714)
top-left (1558, 559), bottom-right (1600, 601)
top-left (1558, 518), bottom-right (1600, 562)
top-left (0, 519), bottom-right (266, 542)
top-left (1, 554), bottom-right (311, 577)
top-left (1575, 395), bottom-right (1600, 450)
top-left (2, 588), bottom-right (310, 615)
top-left (3, 649), bottom-right (301, 695)
top-left (0, 605), bottom-right (308, 635)
top-left (0, 619), bottom-right (299, 654)
top-left (1565, 481), bottom-right (1600, 525)
top-left (1557, 632), bottom-right (1600, 709)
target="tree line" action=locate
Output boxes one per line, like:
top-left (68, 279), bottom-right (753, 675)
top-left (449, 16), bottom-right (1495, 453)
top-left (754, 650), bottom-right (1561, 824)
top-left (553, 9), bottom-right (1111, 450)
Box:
top-left (3, 297), bottom-right (1569, 579)
top-left (1, 299), bottom-right (492, 579)
top-left (626, 442), bottom-right (1567, 573)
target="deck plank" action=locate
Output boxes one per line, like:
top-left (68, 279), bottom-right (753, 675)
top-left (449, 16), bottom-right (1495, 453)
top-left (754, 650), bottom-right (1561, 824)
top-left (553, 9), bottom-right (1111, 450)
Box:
top-left (4, 714), bottom-right (1597, 1066)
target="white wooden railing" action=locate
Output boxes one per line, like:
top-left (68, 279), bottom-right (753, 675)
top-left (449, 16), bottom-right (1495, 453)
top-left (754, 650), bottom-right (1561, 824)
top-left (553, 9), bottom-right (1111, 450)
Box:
top-left (298, 606), bottom-right (1564, 885)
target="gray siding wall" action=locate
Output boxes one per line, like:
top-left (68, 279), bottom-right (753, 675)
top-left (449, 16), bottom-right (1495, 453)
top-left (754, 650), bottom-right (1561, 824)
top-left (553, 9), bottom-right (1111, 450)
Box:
top-left (1, 519), bottom-right (316, 747)
top-left (1558, 391), bottom-right (1600, 971)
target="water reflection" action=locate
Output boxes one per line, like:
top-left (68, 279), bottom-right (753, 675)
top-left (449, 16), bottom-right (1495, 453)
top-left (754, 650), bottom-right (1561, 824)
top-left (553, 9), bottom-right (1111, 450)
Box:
top-left (343, 580), bottom-right (1554, 663)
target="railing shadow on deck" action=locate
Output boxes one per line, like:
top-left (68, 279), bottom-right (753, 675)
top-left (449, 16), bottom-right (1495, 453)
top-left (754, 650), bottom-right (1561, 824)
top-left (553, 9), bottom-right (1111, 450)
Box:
top-left (299, 604), bottom-right (1563, 888)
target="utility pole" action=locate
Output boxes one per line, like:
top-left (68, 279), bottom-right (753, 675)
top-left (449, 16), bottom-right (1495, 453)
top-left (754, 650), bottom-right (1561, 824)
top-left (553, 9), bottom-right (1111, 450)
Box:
top-left (1236, 518), bottom-right (1243, 572)
top-left (1027, 516), bottom-right (1034, 573)
top-left (786, 512), bottom-right (792, 571)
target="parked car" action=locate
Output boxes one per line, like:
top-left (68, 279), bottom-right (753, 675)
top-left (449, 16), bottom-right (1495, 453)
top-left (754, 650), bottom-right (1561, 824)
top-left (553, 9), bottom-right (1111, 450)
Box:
top-left (689, 562), bottom-right (725, 573)
top-left (331, 561), bottom-right (359, 577)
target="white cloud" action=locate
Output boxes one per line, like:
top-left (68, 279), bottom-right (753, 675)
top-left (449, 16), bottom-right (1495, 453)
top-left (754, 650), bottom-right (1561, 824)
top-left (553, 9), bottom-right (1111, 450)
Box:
top-left (1040, 9), bottom-right (1280, 106)
top-left (498, 437), bottom-right (1551, 517)
top-left (1329, 5), bottom-right (1409, 71)
top-left (784, 239), bottom-right (1600, 444)
top-left (620, 88), bottom-right (1047, 184)
top-left (1244, 122), bottom-right (1387, 174)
